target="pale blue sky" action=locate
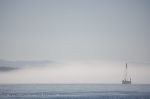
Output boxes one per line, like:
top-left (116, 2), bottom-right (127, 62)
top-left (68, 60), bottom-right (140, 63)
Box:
top-left (0, 0), bottom-right (150, 84)
top-left (0, 0), bottom-right (150, 62)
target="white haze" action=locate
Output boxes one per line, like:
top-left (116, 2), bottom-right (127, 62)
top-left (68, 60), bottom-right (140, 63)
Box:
top-left (0, 60), bottom-right (150, 84)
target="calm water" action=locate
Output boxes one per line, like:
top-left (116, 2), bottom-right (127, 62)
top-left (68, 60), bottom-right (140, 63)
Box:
top-left (0, 84), bottom-right (150, 99)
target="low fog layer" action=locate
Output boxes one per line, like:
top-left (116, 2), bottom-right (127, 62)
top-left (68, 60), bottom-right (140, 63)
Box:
top-left (0, 60), bottom-right (150, 84)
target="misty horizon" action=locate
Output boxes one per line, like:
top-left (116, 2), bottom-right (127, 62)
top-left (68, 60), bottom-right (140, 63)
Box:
top-left (0, 59), bottom-right (150, 84)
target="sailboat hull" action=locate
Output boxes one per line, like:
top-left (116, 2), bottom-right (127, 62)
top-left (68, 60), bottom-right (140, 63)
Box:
top-left (122, 80), bottom-right (131, 84)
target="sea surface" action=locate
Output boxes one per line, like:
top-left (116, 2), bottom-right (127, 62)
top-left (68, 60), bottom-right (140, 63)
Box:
top-left (0, 84), bottom-right (150, 99)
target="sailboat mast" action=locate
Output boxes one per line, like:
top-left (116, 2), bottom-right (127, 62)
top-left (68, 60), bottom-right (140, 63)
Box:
top-left (125, 63), bottom-right (127, 81)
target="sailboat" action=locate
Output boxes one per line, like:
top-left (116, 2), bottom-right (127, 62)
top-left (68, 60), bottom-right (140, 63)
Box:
top-left (122, 63), bottom-right (131, 84)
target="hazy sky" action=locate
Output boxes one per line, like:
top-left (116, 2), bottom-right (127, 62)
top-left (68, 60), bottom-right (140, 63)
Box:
top-left (0, 0), bottom-right (150, 84)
